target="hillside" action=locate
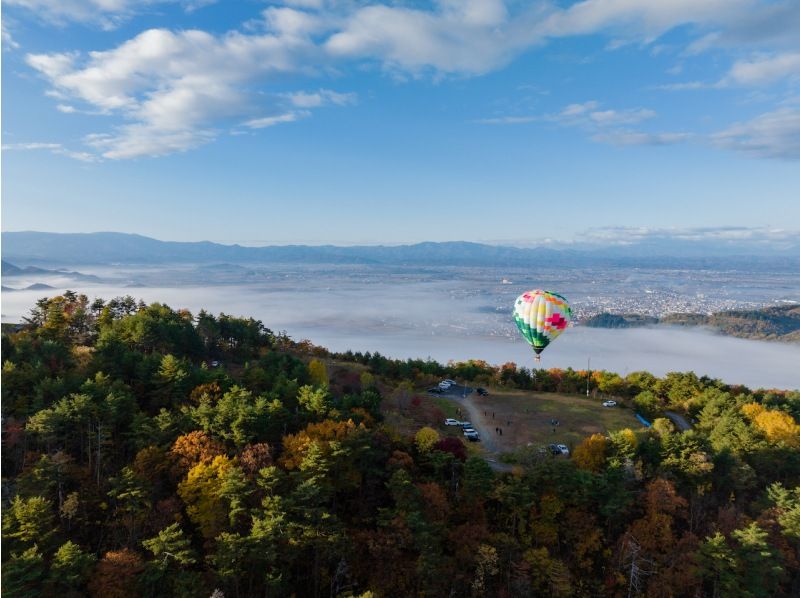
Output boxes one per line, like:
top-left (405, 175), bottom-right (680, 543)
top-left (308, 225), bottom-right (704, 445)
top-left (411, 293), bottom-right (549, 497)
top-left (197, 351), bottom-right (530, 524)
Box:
top-left (584, 304), bottom-right (800, 341)
top-left (663, 304), bottom-right (800, 341)
top-left (582, 312), bottom-right (659, 328)
top-left (1, 291), bottom-right (799, 597)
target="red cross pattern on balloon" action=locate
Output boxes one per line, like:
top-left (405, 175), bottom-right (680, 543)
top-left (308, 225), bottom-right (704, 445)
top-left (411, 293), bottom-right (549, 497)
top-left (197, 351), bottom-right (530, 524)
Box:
top-left (546, 313), bottom-right (568, 330)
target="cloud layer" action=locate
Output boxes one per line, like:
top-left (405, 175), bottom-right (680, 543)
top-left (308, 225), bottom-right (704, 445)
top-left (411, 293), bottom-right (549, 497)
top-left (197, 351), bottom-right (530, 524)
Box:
top-left (13, 0), bottom-right (800, 160)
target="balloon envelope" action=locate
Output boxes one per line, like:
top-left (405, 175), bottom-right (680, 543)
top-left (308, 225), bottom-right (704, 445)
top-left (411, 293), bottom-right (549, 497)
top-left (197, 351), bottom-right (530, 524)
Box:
top-left (513, 290), bottom-right (572, 354)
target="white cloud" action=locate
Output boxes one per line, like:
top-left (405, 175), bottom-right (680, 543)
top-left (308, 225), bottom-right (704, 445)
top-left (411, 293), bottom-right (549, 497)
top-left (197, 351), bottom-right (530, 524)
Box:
top-left (245, 111), bottom-right (309, 129)
top-left (538, 0), bottom-right (751, 42)
top-left (25, 24), bottom-right (356, 158)
top-left (2, 23), bottom-right (20, 50)
top-left (580, 226), bottom-right (800, 250)
top-left (478, 100), bottom-right (683, 147)
top-left (17, 0), bottom-right (800, 161)
top-left (2, 141), bottom-right (98, 162)
top-left (560, 101), bottom-right (600, 117)
top-left (712, 107), bottom-right (800, 159)
top-left (725, 52), bottom-right (800, 86)
top-left (285, 89), bottom-right (356, 108)
top-left (4, 0), bottom-right (216, 29)
top-left (325, 0), bottom-right (535, 75)
top-left (551, 101), bottom-right (658, 129)
top-left (591, 130), bottom-right (691, 146)
top-left (475, 115), bottom-right (538, 125)
top-left (588, 107), bottom-right (656, 125)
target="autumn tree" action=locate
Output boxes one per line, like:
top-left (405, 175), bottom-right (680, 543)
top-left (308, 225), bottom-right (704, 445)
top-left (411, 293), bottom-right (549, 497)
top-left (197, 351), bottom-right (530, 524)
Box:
top-left (240, 442), bottom-right (273, 477)
top-left (308, 358), bottom-right (329, 387)
top-left (170, 430), bottom-right (225, 476)
top-left (177, 455), bottom-right (236, 539)
top-left (88, 549), bottom-right (145, 598)
top-left (415, 426), bottom-right (440, 454)
top-left (742, 403), bottom-right (800, 446)
top-left (573, 433), bottom-right (608, 472)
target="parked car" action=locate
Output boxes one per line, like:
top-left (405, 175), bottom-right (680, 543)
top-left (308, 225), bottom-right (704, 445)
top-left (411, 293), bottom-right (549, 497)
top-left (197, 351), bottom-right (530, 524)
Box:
top-left (548, 444), bottom-right (560, 455)
top-left (476, 387), bottom-right (489, 396)
top-left (438, 381), bottom-right (452, 390)
top-left (462, 428), bottom-right (477, 435)
top-left (428, 387), bottom-right (443, 394)
top-left (464, 431), bottom-right (480, 442)
top-left (602, 400), bottom-right (617, 407)
top-left (459, 422), bottom-right (472, 429)
top-left (556, 444), bottom-right (570, 456)
top-left (444, 418), bottom-right (460, 426)
top-left (442, 379), bottom-right (457, 385)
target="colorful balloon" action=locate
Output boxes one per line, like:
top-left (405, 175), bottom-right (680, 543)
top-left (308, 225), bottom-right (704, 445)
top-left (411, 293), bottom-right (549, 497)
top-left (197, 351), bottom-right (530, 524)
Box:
top-left (513, 290), bottom-right (572, 360)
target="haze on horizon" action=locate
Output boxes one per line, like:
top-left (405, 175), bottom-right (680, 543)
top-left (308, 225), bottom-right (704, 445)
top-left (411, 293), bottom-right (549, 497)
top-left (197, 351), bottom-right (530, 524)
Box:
top-left (2, 0), bottom-right (799, 244)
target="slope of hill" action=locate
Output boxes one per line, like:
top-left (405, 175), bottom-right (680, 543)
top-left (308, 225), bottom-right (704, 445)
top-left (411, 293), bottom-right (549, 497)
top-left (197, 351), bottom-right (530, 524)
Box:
top-left (582, 313), bottom-right (659, 328)
top-left (585, 304), bottom-right (800, 341)
top-left (662, 304), bottom-right (800, 341)
top-left (2, 291), bottom-right (798, 597)
top-left (1, 259), bottom-right (101, 281)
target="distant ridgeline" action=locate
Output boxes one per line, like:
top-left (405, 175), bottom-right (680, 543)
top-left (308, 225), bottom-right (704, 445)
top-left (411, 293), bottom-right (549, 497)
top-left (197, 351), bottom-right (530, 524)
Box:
top-left (583, 304), bottom-right (800, 342)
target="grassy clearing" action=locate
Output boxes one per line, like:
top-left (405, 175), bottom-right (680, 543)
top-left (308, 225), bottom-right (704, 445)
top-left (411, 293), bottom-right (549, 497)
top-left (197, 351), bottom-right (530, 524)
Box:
top-left (379, 390), bottom-right (467, 439)
top-left (429, 396), bottom-right (459, 419)
top-left (465, 389), bottom-right (642, 454)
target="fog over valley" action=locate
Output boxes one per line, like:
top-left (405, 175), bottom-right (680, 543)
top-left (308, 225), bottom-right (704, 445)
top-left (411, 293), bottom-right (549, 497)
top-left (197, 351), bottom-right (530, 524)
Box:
top-left (3, 261), bottom-right (799, 389)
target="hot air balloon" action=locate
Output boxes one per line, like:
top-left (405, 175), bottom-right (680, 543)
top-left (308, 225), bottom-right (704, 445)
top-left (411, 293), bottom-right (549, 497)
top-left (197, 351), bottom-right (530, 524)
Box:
top-left (513, 290), bottom-right (572, 362)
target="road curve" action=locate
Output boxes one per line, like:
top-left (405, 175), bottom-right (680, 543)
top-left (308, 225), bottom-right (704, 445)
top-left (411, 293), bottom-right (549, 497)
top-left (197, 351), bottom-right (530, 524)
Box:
top-left (664, 411), bottom-right (693, 431)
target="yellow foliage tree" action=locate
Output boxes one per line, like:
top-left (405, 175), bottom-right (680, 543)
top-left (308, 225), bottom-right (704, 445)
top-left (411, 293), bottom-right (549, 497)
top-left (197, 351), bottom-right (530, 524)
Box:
top-left (573, 434), bottom-right (608, 472)
top-left (308, 359), bottom-right (329, 387)
top-left (741, 402), bottom-right (766, 421)
top-left (742, 403), bottom-right (800, 446)
top-left (753, 409), bottom-right (800, 447)
top-left (177, 455), bottom-right (234, 539)
top-left (414, 427), bottom-right (440, 454)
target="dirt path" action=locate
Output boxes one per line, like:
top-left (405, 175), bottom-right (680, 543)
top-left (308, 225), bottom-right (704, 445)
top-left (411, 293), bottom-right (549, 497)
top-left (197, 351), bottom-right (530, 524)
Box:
top-left (457, 392), bottom-right (498, 453)
top-left (453, 392), bottom-right (516, 472)
top-left (664, 411), bottom-right (693, 431)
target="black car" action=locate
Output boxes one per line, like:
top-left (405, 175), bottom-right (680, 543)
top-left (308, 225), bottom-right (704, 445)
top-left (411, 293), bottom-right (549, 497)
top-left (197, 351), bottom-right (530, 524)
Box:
top-left (476, 388), bottom-right (489, 396)
top-left (548, 444), bottom-right (560, 455)
top-left (427, 387), bottom-right (443, 394)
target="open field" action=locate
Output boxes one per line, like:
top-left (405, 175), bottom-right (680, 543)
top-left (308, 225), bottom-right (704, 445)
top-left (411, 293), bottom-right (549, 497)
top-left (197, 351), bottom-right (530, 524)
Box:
top-left (372, 374), bottom-right (643, 457)
top-left (445, 388), bottom-right (643, 455)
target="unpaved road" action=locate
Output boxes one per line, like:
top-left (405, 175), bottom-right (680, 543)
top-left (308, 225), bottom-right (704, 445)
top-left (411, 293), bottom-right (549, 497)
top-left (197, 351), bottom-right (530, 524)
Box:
top-left (664, 411), bottom-right (693, 431)
top-left (448, 390), bottom-right (515, 472)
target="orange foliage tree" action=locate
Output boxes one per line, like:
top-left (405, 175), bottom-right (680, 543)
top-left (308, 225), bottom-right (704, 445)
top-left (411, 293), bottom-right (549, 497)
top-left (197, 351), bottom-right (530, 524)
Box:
top-left (279, 419), bottom-right (361, 470)
top-left (88, 549), bottom-right (144, 598)
top-left (170, 431), bottom-right (225, 476)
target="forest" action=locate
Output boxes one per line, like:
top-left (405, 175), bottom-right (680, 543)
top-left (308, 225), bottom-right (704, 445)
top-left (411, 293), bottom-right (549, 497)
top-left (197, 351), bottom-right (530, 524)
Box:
top-left (584, 304), bottom-right (800, 342)
top-left (2, 292), bottom-right (799, 597)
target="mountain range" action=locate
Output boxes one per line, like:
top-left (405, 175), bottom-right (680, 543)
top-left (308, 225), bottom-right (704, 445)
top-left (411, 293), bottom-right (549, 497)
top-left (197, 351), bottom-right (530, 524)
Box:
top-left (2, 231), bottom-right (799, 268)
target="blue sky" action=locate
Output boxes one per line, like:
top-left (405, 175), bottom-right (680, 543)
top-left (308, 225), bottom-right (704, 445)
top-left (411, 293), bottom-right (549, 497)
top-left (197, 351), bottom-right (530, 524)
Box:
top-left (2, 0), bottom-right (800, 245)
